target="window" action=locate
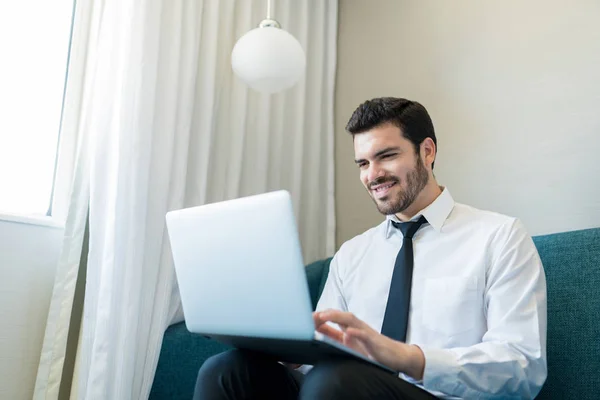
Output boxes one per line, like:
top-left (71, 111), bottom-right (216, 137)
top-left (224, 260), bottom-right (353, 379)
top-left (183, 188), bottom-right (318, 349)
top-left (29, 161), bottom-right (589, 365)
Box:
top-left (0, 1), bottom-right (76, 216)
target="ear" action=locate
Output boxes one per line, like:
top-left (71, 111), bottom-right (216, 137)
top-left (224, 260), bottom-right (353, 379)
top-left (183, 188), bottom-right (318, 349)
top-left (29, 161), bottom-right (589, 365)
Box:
top-left (420, 138), bottom-right (436, 169)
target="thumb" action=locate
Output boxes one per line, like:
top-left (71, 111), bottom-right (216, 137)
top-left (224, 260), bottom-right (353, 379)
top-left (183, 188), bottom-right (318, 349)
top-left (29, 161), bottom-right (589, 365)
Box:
top-left (345, 327), bottom-right (371, 343)
top-left (345, 327), bottom-right (383, 355)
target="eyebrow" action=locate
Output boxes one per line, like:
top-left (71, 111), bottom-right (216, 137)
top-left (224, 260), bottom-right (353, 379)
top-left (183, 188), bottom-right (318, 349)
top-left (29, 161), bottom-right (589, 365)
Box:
top-left (354, 146), bottom-right (401, 164)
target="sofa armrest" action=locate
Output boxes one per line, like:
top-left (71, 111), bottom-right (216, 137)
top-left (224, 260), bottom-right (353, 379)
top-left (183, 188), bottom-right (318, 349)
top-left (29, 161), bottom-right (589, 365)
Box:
top-left (149, 322), bottom-right (230, 399)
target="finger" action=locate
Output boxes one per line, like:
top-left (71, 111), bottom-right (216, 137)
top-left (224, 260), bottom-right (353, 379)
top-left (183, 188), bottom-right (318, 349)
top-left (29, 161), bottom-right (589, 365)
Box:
top-left (342, 332), bottom-right (370, 357)
top-left (342, 331), bottom-right (359, 348)
top-left (344, 326), bottom-right (371, 342)
top-left (319, 310), bottom-right (363, 328)
top-left (313, 310), bottom-right (336, 328)
top-left (313, 311), bottom-right (325, 327)
top-left (345, 327), bottom-right (392, 362)
top-left (317, 323), bottom-right (344, 342)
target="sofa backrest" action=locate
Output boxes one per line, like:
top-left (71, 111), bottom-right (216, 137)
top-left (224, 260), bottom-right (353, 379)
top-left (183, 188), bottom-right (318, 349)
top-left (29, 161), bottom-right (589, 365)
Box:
top-left (533, 228), bottom-right (599, 400)
top-left (305, 257), bottom-right (333, 308)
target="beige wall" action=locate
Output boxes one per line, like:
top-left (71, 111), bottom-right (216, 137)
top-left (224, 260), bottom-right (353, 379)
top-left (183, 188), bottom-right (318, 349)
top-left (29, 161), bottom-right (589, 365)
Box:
top-left (335, 0), bottom-right (600, 248)
top-left (0, 219), bottom-right (63, 399)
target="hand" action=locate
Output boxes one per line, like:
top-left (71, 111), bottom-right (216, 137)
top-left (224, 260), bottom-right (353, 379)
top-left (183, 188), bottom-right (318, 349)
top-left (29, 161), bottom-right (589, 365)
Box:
top-left (281, 362), bottom-right (302, 370)
top-left (313, 309), bottom-right (426, 380)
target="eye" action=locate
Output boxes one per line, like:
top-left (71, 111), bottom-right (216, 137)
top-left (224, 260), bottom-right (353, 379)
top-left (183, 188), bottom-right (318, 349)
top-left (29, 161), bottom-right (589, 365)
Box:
top-left (381, 153), bottom-right (397, 159)
top-left (357, 162), bottom-right (368, 169)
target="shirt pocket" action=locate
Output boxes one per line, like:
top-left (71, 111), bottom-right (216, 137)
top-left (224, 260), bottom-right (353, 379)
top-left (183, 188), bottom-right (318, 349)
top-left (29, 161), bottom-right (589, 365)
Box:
top-left (421, 276), bottom-right (479, 336)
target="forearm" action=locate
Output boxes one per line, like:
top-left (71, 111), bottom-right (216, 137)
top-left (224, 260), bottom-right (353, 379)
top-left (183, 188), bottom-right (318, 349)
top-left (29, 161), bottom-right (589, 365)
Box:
top-left (420, 341), bottom-right (546, 398)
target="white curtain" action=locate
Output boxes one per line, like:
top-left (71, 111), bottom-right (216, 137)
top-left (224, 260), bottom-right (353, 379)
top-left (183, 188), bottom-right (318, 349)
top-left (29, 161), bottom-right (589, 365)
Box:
top-left (34, 0), bottom-right (337, 399)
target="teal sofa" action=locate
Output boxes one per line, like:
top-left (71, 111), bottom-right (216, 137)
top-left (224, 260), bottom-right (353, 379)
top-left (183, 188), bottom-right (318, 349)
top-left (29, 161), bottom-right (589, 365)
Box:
top-left (150, 227), bottom-right (599, 399)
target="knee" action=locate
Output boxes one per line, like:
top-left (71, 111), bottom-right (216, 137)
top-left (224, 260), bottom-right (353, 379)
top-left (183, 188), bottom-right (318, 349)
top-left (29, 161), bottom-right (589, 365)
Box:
top-left (197, 349), bottom-right (250, 383)
top-left (300, 361), bottom-right (360, 400)
top-left (195, 349), bottom-right (286, 400)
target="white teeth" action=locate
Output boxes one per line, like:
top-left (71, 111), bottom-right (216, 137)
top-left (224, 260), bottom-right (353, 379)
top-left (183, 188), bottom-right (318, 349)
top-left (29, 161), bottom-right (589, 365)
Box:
top-left (375, 183), bottom-right (394, 192)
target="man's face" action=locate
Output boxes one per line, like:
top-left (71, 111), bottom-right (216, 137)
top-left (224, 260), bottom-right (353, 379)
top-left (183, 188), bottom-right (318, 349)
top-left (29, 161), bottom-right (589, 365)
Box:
top-left (353, 123), bottom-right (430, 215)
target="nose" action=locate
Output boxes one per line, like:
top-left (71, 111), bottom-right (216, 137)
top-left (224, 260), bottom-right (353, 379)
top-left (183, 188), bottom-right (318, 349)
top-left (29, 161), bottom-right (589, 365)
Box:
top-left (366, 163), bottom-right (385, 185)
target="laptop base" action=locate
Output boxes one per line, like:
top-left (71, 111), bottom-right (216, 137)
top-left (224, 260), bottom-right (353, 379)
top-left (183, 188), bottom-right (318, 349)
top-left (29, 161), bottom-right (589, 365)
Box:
top-left (202, 333), bottom-right (397, 374)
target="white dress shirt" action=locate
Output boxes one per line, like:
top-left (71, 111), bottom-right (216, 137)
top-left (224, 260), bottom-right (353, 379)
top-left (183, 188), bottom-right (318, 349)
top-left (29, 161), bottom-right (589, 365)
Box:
top-left (315, 188), bottom-right (547, 399)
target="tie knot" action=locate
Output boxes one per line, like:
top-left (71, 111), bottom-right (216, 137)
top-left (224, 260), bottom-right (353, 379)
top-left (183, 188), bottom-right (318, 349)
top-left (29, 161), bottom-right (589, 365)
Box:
top-left (392, 215), bottom-right (428, 239)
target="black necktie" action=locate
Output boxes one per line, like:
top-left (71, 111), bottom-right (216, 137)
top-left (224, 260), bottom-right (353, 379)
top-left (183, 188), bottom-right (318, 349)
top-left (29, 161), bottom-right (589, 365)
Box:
top-left (381, 215), bottom-right (428, 342)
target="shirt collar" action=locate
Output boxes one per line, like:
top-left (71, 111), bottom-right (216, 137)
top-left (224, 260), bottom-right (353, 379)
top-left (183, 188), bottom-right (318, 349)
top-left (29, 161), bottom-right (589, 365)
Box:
top-left (384, 187), bottom-right (455, 238)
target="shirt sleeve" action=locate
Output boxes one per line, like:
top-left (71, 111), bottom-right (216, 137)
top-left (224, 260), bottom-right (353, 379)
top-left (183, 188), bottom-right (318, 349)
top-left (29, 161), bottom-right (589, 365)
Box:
top-left (420, 219), bottom-right (548, 399)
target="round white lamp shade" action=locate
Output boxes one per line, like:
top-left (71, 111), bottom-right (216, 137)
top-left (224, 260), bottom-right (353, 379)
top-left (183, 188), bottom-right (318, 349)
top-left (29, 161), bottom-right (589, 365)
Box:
top-left (232, 26), bottom-right (306, 94)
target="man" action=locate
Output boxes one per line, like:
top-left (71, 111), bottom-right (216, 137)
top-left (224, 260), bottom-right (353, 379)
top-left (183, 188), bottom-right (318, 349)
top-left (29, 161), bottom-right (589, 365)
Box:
top-left (194, 97), bottom-right (547, 399)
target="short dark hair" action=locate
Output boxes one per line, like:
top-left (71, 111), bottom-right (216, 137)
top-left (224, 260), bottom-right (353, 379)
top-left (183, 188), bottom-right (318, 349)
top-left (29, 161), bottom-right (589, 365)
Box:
top-left (346, 97), bottom-right (437, 169)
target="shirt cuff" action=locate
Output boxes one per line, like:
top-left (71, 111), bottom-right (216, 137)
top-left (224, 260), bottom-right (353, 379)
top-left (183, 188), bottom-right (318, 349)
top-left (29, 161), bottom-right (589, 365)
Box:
top-left (421, 347), bottom-right (460, 393)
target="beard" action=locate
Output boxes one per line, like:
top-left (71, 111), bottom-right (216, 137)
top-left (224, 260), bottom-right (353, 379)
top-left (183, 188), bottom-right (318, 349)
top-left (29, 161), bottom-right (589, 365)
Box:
top-left (369, 156), bottom-right (429, 215)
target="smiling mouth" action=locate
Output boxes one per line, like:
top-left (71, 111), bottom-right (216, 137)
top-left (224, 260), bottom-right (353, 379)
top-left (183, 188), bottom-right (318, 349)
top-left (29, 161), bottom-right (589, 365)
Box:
top-left (371, 181), bottom-right (397, 197)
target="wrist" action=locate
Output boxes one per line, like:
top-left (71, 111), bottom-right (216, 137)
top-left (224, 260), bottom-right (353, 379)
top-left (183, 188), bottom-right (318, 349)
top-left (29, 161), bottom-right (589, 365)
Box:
top-left (397, 344), bottom-right (425, 380)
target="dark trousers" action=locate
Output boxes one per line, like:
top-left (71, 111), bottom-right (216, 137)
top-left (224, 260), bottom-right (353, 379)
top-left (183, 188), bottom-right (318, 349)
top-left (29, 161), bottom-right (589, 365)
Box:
top-left (193, 349), bottom-right (439, 400)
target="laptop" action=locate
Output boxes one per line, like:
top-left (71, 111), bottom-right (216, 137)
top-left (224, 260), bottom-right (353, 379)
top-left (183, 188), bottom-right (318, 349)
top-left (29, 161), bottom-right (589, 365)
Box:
top-left (165, 190), bottom-right (396, 374)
